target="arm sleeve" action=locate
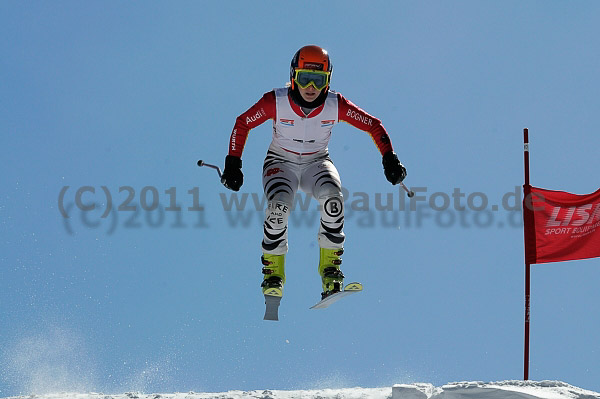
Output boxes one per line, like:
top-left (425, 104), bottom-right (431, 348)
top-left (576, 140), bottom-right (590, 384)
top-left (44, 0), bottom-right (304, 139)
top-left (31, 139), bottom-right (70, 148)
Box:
top-left (337, 93), bottom-right (394, 156)
top-left (228, 91), bottom-right (276, 158)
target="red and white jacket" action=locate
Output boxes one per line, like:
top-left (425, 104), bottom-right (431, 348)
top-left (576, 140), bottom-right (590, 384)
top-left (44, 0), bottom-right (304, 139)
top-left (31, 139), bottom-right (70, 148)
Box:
top-left (228, 88), bottom-right (394, 158)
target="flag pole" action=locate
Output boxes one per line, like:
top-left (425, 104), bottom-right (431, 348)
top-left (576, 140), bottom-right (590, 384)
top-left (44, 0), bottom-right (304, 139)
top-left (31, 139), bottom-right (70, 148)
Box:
top-left (523, 128), bottom-right (531, 380)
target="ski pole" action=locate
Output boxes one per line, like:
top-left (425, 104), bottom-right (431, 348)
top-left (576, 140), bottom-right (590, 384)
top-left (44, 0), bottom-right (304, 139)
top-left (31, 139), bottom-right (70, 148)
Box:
top-left (197, 160), bottom-right (223, 179)
top-left (400, 181), bottom-right (415, 198)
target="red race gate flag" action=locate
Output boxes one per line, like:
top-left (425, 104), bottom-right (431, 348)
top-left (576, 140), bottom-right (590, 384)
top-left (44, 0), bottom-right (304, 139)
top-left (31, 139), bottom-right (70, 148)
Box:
top-left (524, 186), bottom-right (600, 264)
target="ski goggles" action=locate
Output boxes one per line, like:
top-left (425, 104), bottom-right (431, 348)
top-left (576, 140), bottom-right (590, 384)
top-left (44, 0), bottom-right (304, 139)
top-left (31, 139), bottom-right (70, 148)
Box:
top-left (293, 69), bottom-right (331, 90)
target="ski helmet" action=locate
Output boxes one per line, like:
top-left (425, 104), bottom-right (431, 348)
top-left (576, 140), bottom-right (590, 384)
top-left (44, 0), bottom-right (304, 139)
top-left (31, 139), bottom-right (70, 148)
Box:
top-left (290, 45), bottom-right (333, 91)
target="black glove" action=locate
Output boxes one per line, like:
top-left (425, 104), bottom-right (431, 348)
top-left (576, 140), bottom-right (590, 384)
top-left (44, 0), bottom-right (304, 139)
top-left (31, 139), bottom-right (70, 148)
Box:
top-left (221, 155), bottom-right (243, 191)
top-left (382, 151), bottom-right (407, 185)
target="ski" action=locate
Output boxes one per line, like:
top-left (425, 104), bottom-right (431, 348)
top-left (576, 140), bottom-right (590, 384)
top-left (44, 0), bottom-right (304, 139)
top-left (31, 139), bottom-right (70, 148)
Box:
top-left (310, 282), bottom-right (363, 310)
top-left (263, 287), bottom-right (283, 321)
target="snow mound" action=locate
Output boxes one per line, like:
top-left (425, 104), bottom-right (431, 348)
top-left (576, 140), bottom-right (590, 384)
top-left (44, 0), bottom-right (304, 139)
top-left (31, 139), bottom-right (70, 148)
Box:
top-left (2, 381), bottom-right (599, 399)
top-left (392, 381), bottom-right (600, 399)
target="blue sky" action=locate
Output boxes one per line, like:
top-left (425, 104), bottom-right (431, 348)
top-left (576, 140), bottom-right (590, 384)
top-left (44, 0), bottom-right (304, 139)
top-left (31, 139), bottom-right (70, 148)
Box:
top-left (1, 1), bottom-right (600, 396)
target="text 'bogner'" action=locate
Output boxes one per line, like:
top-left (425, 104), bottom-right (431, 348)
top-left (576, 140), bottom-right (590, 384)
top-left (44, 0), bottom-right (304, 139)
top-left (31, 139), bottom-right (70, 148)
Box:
top-left (346, 109), bottom-right (373, 126)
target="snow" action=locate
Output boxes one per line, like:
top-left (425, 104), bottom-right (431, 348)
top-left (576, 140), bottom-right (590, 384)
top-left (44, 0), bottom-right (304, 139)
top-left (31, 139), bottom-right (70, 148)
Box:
top-left (2, 381), bottom-right (599, 399)
top-left (392, 381), bottom-right (600, 399)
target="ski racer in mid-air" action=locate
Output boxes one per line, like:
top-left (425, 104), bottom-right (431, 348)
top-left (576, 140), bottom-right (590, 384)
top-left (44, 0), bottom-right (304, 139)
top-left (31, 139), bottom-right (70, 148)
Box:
top-left (221, 45), bottom-right (407, 303)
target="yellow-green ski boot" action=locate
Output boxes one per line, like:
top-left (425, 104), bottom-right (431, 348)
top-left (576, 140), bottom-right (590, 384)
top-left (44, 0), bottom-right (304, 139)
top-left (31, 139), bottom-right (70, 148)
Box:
top-left (261, 253), bottom-right (285, 297)
top-left (318, 247), bottom-right (345, 299)
top-left (262, 253), bottom-right (285, 321)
